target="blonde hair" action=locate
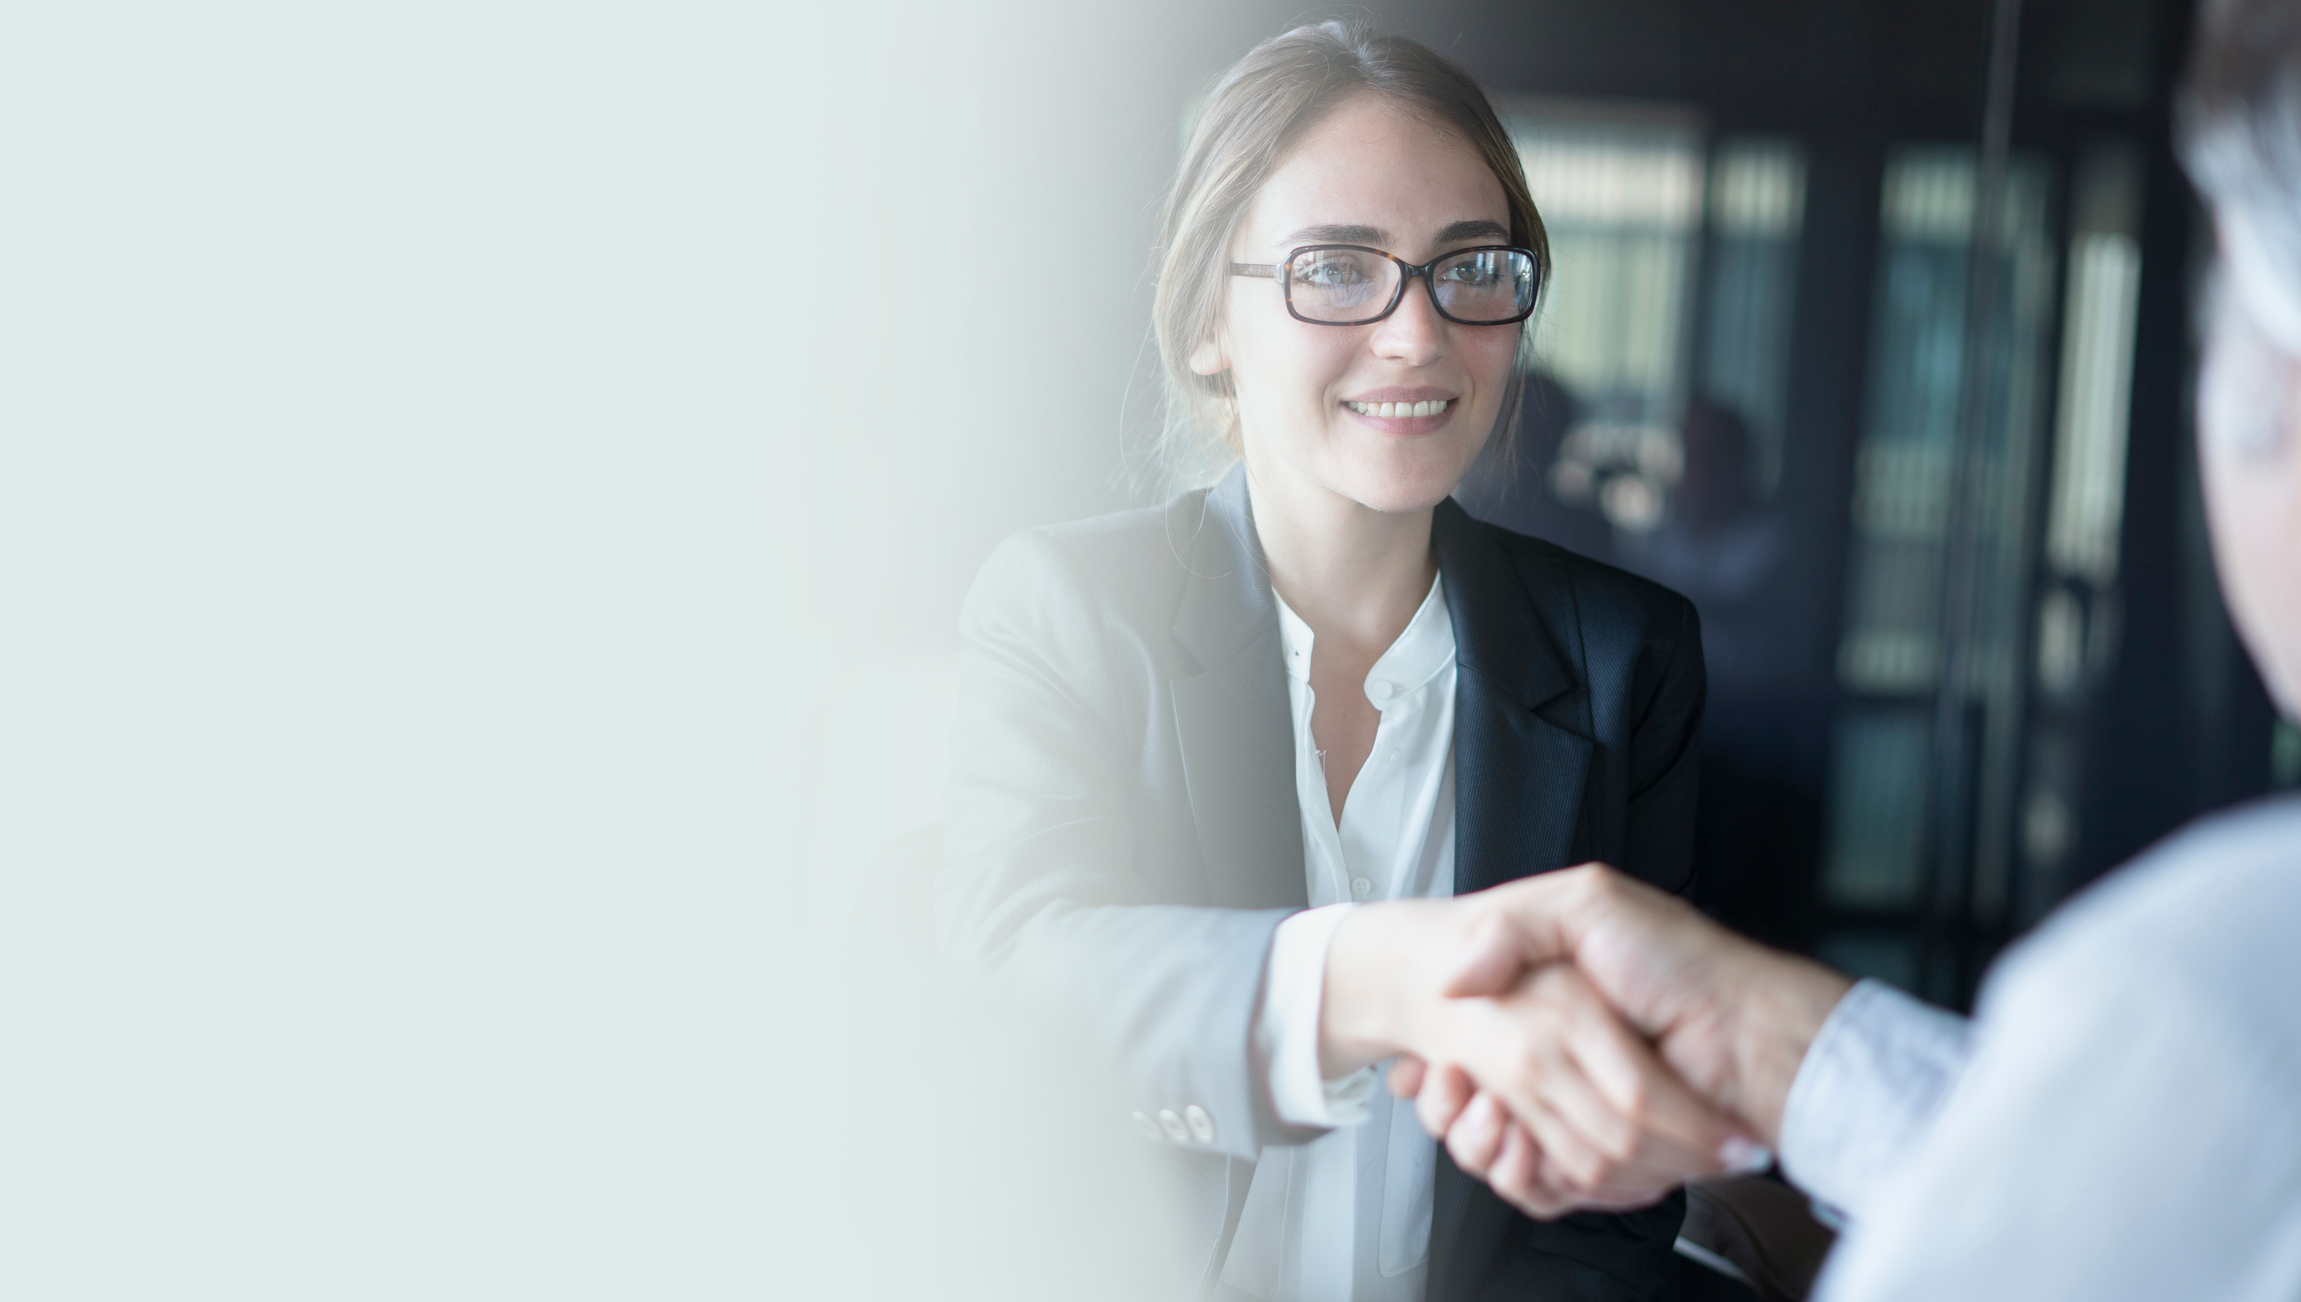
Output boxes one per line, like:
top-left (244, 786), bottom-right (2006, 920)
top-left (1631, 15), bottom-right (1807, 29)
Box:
top-left (1150, 19), bottom-right (1550, 484)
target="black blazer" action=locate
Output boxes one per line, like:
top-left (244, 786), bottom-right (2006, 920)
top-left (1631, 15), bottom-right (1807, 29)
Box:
top-left (940, 465), bottom-right (1705, 1301)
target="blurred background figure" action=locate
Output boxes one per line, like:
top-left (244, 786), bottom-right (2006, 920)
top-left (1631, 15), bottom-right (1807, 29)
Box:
top-left (1612, 397), bottom-right (1817, 957)
top-left (1616, 397), bottom-right (1788, 689)
top-left (1454, 368), bottom-right (1616, 560)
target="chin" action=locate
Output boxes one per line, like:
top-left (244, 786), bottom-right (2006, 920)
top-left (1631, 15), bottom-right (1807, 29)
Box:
top-left (1341, 462), bottom-right (1470, 514)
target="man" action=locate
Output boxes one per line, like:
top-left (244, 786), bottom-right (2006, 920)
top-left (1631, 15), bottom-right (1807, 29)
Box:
top-left (1388, 0), bottom-right (2301, 1296)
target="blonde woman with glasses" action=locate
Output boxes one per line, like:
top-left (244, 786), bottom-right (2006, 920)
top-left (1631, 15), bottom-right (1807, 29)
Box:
top-left (941, 21), bottom-right (1754, 1302)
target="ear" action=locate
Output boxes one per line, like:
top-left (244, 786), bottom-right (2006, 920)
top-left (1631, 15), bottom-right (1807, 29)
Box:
top-left (1188, 336), bottom-right (1228, 377)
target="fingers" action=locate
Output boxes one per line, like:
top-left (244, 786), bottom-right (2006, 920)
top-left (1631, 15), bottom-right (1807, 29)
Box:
top-left (1536, 965), bottom-right (1749, 1169)
top-left (1448, 1110), bottom-right (1581, 1220)
top-left (1435, 1068), bottom-right (1646, 1212)
top-left (1433, 964), bottom-right (1752, 1203)
top-left (1438, 868), bottom-right (1605, 998)
top-left (1439, 908), bottom-right (1530, 998)
top-left (1445, 1091), bottom-right (1509, 1175)
top-left (1414, 1061), bottom-right (1475, 1139)
top-left (1501, 1074), bottom-right (1658, 1199)
top-left (1489, 1117), bottom-right (1539, 1195)
top-left (1488, 1122), bottom-right (1575, 1219)
top-left (1465, 864), bottom-right (1711, 1043)
top-left (1387, 1054), bottom-right (1427, 1099)
top-left (1441, 863), bottom-right (1618, 991)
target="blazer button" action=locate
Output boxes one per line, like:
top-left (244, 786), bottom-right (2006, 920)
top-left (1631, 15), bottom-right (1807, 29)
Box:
top-left (1132, 1111), bottom-right (1163, 1142)
top-left (1184, 1105), bottom-right (1216, 1144)
top-left (1157, 1109), bottom-right (1189, 1143)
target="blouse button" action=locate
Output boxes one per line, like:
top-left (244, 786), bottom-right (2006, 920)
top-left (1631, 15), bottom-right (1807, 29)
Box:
top-left (1351, 876), bottom-right (1374, 900)
top-left (1368, 679), bottom-right (1396, 701)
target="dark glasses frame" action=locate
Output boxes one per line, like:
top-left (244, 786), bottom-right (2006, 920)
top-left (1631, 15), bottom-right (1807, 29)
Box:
top-left (1229, 243), bottom-right (1542, 327)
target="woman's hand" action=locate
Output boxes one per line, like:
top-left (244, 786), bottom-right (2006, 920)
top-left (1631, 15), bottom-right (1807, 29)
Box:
top-left (1421, 962), bottom-right (1756, 1215)
top-left (1398, 1058), bottom-right (1667, 1218)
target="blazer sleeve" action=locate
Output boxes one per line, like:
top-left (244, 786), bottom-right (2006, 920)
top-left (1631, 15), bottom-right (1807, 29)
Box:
top-left (1619, 593), bottom-right (1705, 896)
top-left (936, 529), bottom-right (1295, 1161)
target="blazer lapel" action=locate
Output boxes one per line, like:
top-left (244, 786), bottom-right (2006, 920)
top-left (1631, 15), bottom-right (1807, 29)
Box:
top-left (1428, 498), bottom-right (1596, 1302)
top-left (1437, 498), bottom-right (1594, 892)
top-left (1168, 467), bottom-right (1306, 911)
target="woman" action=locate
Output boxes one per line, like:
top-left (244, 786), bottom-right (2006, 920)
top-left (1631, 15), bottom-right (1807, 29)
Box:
top-left (941, 21), bottom-right (1729, 1302)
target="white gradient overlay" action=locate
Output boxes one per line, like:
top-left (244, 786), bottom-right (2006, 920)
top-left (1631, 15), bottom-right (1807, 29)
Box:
top-left (0, 2), bottom-right (1316, 1296)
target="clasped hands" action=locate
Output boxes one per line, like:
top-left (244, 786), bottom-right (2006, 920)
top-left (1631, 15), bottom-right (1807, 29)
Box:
top-left (1318, 865), bottom-right (1853, 1219)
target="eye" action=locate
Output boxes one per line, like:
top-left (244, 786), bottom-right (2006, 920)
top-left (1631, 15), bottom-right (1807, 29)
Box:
top-left (1440, 256), bottom-right (1503, 286)
top-left (1296, 255), bottom-right (1372, 286)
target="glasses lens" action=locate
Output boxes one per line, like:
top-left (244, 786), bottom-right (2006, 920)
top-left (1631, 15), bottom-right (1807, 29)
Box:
top-left (1286, 248), bottom-right (1398, 322)
top-left (1432, 249), bottom-right (1536, 324)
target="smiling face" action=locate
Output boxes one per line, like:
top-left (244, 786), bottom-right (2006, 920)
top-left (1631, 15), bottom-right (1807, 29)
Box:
top-left (1191, 93), bottom-right (1522, 517)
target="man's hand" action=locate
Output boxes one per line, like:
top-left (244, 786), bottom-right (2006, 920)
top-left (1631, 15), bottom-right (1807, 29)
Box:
top-left (1319, 897), bottom-right (1756, 1214)
top-left (1437, 864), bottom-right (1853, 1145)
top-left (1387, 864), bottom-right (1853, 1219)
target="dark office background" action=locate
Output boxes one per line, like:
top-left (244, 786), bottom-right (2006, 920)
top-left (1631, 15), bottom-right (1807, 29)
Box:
top-left (1370, 0), bottom-right (2287, 1008)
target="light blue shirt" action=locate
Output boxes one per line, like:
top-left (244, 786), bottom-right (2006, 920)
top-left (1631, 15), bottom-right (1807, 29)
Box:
top-left (1783, 796), bottom-right (2301, 1301)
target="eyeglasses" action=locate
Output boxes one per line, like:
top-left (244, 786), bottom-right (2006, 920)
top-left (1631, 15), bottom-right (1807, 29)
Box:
top-left (1230, 244), bottom-right (1540, 327)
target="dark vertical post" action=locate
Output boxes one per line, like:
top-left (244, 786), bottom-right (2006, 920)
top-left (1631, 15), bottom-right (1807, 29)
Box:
top-left (1923, 0), bottom-right (2025, 1005)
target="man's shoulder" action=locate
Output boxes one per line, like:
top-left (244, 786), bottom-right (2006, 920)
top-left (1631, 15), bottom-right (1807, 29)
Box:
top-left (1988, 793), bottom-right (2301, 1044)
top-left (2032, 793), bottom-right (2301, 961)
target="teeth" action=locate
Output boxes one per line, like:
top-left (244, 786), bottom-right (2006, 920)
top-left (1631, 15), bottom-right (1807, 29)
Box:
top-left (1348, 399), bottom-right (1450, 418)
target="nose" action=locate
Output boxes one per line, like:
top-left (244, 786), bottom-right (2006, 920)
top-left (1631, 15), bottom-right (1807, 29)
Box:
top-left (1368, 271), bottom-right (1447, 365)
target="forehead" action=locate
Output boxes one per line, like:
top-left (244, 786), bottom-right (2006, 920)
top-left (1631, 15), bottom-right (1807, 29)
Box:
top-left (1242, 93), bottom-right (1510, 251)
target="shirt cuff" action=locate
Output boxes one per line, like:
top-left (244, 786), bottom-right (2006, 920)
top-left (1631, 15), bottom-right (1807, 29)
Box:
top-left (1255, 903), bottom-right (1377, 1129)
top-left (1778, 978), bottom-right (1975, 1220)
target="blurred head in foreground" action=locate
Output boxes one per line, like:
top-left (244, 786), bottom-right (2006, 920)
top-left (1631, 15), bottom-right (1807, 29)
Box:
top-left (2182, 0), bottom-right (2301, 715)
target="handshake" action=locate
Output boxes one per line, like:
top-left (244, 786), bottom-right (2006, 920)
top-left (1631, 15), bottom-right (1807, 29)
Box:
top-left (1319, 865), bottom-right (1854, 1219)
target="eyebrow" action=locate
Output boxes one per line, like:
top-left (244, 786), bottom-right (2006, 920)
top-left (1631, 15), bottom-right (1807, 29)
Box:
top-left (1277, 218), bottom-right (1511, 248)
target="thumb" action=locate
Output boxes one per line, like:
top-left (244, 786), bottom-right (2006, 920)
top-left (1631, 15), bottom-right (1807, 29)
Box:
top-left (1441, 872), bottom-right (1591, 997)
top-left (1441, 909), bottom-right (1530, 997)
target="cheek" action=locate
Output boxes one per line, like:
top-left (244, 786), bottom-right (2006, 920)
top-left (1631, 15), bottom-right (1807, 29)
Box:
top-left (1232, 318), bottom-right (1355, 412)
top-left (1460, 329), bottom-right (1522, 401)
top-left (1479, 327), bottom-right (1524, 370)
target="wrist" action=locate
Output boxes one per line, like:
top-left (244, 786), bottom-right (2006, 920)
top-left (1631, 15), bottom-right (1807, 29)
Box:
top-left (1318, 900), bottom-right (1450, 1077)
top-left (1318, 905), bottom-right (1392, 1077)
top-left (1721, 952), bottom-right (1854, 1145)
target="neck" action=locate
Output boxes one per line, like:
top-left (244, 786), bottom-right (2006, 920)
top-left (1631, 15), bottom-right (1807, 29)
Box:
top-left (1244, 460), bottom-right (1439, 653)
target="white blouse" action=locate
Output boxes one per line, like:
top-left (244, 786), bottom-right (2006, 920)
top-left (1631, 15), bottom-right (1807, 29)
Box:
top-left (1222, 574), bottom-right (1456, 1302)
